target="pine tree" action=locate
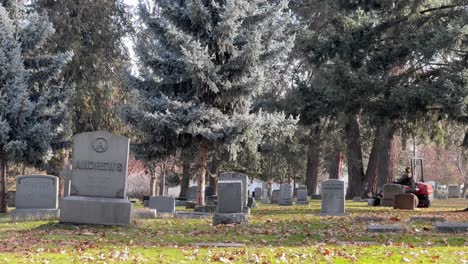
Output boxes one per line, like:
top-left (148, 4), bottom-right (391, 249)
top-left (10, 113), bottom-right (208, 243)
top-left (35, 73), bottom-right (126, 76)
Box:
top-left (121, 0), bottom-right (296, 205)
top-left (33, 0), bottom-right (131, 133)
top-left (293, 0), bottom-right (468, 196)
top-left (0, 2), bottom-right (72, 212)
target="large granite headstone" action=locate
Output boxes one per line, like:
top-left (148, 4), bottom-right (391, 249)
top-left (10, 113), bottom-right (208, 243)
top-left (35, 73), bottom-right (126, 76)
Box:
top-left (213, 181), bottom-right (247, 225)
top-left (149, 196), bottom-right (175, 215)
top-left (11, 175), bottom-right (59, 220)
top-left (279, 184), bottom-right (293, 206)
top-left (318, 179), bottom-right (346, 216)
top-left (448, 185), bottom-right (460, 198)
top-left (381, 184), bottom-right (405, 206)
top-left (219, 172), bottom-right (248, 209)
top-left (60, 132), bottom-right (132, 226)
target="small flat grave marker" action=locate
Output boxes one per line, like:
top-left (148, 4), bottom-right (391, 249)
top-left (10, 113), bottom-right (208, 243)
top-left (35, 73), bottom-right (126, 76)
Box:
top-left (435, 222), bottom-right (468, 233)
top-left (367, 225), bottom-right (407, 233)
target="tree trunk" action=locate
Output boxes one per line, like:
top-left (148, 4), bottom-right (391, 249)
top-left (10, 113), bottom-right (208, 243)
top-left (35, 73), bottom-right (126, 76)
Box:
top-left (209, 160), bottom-right (219, 196)
top-left (364, 127), bottom-right (383, 196)
top-left (0, 158), bottom-right (8, 213)
top-left (179, 155), bottom-right (190, 198)
top-left (329, 147), bottom-right (344, 179)
top-left (305, 124), bottom-right (320, 195)
top-left (150, 175), bottom-right (157, 196)
top-left (197, 143), bottom-right (208, 206)
top-left (376, 121), bottom-right (398, 193)
top-left (344, 114), bottom-right (366, 199)
top-left (158, 164), bottom-right (166, 196)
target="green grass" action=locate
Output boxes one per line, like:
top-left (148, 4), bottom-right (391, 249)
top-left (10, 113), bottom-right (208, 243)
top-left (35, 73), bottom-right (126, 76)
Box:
top-left (0, 199), bottom-right (466, 263)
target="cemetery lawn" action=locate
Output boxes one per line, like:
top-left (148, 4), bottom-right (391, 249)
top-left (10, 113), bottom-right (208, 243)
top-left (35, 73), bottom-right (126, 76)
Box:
top-left (0, 200), bottom-right (466, 263)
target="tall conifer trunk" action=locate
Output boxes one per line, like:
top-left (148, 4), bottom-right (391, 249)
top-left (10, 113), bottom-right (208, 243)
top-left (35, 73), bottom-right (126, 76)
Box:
top-left (344, 114), bottom-right (366, 198)
top-left (179, 156), bottom-right (190, 198)
top-left (364, 120), bottom-right (399, 195)
top-left (0, 158), bottom-right (8, 213)
top-left (209, 160), bottom-right (219, 196)
top-left (329, 148), bottom-right (344, 179)
top-left (197, 143), bottom-right (208, 206)
top-left (305, 124), bottom-right (320, 195)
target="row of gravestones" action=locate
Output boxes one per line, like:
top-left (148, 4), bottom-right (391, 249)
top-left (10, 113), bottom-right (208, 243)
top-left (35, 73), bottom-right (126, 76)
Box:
top-left (11, 132), bottom-right (132, 225)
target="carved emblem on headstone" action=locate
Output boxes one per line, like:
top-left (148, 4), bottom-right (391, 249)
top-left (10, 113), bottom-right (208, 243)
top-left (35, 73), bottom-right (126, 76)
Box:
top-left (92, 137), bottom-right (108, 153)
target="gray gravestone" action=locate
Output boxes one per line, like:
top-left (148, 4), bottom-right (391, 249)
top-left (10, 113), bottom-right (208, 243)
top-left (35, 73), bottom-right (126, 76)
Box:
top-left (60, 131), bottom-right (132, 226)
top-left (435, 222), bottom-right (468, 232)
top-left (213, 181), bottom-right (247, 225)
top-left (271, 190), bottom-right (280, 204)
top-left (318, 179), bottom-right (346, 216)
top-left (187, 186), bottom-right (198, 201)
top-left (149, 196), bottom-right (175, 214)
top-left (11, 175), bottom-right (60, 220)
top-left (447, 185), bottom-right (460, 198)
top-left (296, 189), bottom-right (309, 205)
top-left (279, 184), bottom-right (293, 206)
top-left (367, 225), bottom-right (407, 233)
top-left (381, 184), bottom-right (405, 206)
top-left (217, 181), bottom-right (243, 213)
top-left (219, 172), bottom-right (248, 208)
top-left (261, 189), bottom-right (270, 204)
top-left (254, 187), bottom-right (262, 199)
top-left (15, 175), bottom-right (58, 209)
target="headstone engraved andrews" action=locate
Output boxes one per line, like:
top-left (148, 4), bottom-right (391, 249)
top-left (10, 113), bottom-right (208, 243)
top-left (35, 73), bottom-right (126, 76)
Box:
top-left (279, 184), bottom-right (293, 206)
top-left (11, 175), bottom-right (59, 220)
top-left (213, 181), bottom-right (247, 225)
top-left (318, 179), bottom-right (346, 216)
top-left (60, 131), bottom-right (132, 226)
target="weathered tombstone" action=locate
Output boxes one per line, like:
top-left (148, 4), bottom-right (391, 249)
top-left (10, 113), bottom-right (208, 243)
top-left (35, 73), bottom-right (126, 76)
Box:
top-left (393, 194), bottom-right (418, 210)
top-left (11, 175), bottom-right (59, 220)
top-left (381, 184), bottom-right (405, 207)
top-left (279, 184), bottom-right (293, 206)
top-left (219, 172), bottom-right (248, 210)
top-left (187, 186), bottom-right (198, 202)
top-left (142, 195), bottom-right (150, 207)
top-left (60, 131), bottom-right (132, 226)
top-left (254, 187), bottom-right (262, 199)
top-left (318, 179), bottom-right (346, 216)
top-left (213, 181), bottom-right (247, 225)
top-left (271, 190), bottom-right (280, 204)
top-left (447, 185), bottom-right (460, 198)
top-left (149, 196), bottom-right (175, 215)
top-left (296, 189), bottom-right (309, 205)
top-left (261, 189), bottom-right (270, 204)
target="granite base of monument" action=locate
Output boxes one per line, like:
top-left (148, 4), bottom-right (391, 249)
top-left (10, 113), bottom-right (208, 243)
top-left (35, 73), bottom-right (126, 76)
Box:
top-left (11, 209), bottom-right (60, 221)
top-left (60, 196), bottom-right (132, 226)
top-left (296, 200), bottom-right (309, 205)
top-left (213, 213), bottom-right (248, 225)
